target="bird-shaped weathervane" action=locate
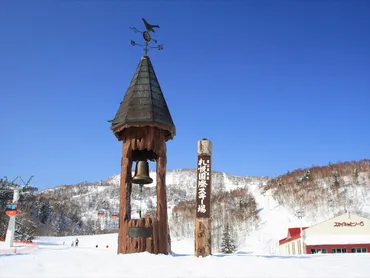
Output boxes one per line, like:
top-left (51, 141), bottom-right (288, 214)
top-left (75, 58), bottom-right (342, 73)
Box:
top-left (142, 18), bottom-right (160, 33)
top-left (130, 18), bottom-right (164, 56)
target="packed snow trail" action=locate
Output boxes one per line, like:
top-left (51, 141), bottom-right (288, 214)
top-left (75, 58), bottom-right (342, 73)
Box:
top-left (240, 181), bottom-right (300, 254)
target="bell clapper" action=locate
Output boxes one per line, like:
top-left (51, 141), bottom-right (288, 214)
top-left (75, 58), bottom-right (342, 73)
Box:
top-left (139, 184), bottom-right (143, 218)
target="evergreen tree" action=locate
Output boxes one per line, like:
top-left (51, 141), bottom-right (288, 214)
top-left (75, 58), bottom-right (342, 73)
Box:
top-left (220, 223), bottom-right (236, 254)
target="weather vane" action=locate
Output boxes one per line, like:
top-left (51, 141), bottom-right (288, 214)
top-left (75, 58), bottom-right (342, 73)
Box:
top-left (130, 18), bottom-right (164, 56)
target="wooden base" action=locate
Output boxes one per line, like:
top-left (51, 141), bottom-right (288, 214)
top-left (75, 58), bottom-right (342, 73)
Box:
top-left (119, 217), bottom-right (159, 254)
top-left (195, 218), bottom-right (212, 257)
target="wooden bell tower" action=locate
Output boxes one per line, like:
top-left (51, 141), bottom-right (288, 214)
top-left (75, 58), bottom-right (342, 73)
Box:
top-left (110, 50), bottom-right (175, 254)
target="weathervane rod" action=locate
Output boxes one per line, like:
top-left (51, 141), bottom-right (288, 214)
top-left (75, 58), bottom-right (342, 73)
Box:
top-left (130, 18), bottom-right (164, 56)
top-left (144, 42), bottom-right (148, 56)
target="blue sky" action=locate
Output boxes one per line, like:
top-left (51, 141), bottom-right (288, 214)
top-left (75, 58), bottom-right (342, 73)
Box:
top-left (1, 0), bottom-right (369, 190)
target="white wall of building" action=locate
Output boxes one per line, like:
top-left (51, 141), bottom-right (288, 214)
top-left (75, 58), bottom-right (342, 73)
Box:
top-left (305, 213), bottom-right (370, 237)
top-left (304, 213), bottom-right (370, 246)
top-left (279, 238), bottom-right (305, 255)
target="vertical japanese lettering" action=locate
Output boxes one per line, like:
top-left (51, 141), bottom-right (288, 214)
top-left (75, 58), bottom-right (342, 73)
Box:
top-left (196, 156), bottom-right (211, 218)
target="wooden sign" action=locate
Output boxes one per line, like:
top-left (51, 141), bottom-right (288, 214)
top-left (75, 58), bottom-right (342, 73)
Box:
top-left (196, 155), bottom-right (211, 218)
top-left (195, 139), bottom-right (212, 257)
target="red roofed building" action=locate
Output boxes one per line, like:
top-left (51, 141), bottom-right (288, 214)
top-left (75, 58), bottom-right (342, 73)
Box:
top-left (279, 212), bottom-right (370, 255)
top-left (279, 227), bottom-right (309, 255)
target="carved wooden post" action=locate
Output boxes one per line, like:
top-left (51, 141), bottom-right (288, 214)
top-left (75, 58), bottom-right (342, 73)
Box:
top-left (195, 138), bottom-right (212, 257)
top-left (118, 139), bottom-right (133, 254)
top-left (156, 138), bottom-right (169, 254)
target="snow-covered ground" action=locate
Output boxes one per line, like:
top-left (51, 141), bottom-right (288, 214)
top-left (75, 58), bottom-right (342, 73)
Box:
top-left (1, 233), bottom-right (370, 278)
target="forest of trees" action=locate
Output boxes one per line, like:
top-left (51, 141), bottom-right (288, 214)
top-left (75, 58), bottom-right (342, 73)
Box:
top-left (263, 159), bottom-right (370, 219)
top-left (170, 188), bottom-right (260, 251)
top-left (0, 179), bottom-right (118, 241)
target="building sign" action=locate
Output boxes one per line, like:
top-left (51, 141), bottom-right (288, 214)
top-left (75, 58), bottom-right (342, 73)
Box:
top-left (334, 221), bottom-right (364, 227)
top-left (196, 155), bottom-right (211, 218)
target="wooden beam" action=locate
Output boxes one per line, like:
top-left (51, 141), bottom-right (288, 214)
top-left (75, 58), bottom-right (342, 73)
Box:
top-left (117, 140), bottom-right (132, 254)
top-left (195, 139), bottom-right (212, 257)
top-left (156, 137), bottom-right (169, 254)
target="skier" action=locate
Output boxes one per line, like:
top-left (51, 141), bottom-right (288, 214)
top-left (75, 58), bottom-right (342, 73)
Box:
top-left (71, 241), bottom-right (74, 247)
top-left (75, 238), bottom-right (79, 247)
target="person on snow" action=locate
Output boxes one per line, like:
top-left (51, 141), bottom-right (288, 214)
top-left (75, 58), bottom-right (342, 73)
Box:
top-left (75, 238), bottom-right (79, 247)
top-left (71, 241), bottom-right (74, 247)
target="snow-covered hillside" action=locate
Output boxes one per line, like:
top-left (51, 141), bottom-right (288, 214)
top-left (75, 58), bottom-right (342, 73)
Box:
top-left (102, 169), bottom-right (268, 217)
top-left (37, 170), bottom-right (268, 237)
top-left (240, 172), bottom-right (370, 254)
top-left (27, 161), bottom-right (370, 254)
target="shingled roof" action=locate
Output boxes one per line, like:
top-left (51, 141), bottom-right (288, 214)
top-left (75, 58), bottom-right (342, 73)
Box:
top-left (110, 55), bottom-right (176, 141)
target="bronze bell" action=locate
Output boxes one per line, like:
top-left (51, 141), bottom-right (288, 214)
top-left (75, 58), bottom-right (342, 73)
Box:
top-left (132, 160), bottom-right (153, 185)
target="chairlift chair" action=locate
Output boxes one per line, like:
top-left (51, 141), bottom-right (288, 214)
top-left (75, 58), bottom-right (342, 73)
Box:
top-left (5, 203), bottom-right (18, 217)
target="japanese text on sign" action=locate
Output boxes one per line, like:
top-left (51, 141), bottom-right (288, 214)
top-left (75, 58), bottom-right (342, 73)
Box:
top-left (333, 221), bottom-right (364, 227)
top-left (196, 156), bottom-right (211, 218)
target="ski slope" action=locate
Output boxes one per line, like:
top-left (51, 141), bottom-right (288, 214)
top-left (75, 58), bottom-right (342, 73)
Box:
top-left (240, 182), bottom-right (300, 254)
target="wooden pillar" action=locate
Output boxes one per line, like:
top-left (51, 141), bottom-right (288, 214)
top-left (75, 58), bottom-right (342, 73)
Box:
top-left (117, 139), bottom-right (133, 254)
top-left (156, 138), bottom-right (169, 254)
top-left (195, 139), bottom-right (212, 257)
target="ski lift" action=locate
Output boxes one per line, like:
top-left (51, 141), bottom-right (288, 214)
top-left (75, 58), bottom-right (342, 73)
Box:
top-left (5, 203), bottom-right (18, 217)
top-left (111, 213), bottom-right (119, 219)
top-left (97, 210), bottom-right (104, 217)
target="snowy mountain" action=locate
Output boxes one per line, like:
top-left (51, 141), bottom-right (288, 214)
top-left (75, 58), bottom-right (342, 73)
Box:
top-left (2, 160), bottom-right (370, 254)
top-left (36, 169), bottom-right (268, 247)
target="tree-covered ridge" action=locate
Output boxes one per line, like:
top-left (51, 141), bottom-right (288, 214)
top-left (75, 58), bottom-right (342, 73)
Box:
top-left (263, 159), bottom-right (370, 218)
